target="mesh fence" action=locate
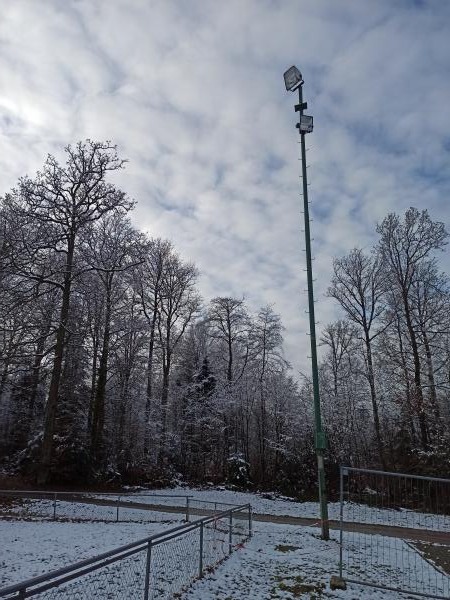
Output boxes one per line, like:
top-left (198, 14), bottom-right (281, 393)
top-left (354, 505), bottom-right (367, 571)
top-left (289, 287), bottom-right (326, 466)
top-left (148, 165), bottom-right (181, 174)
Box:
top-left (148, 529), bottom-right (200, 599)
top-left (22, 549), bottom-right (147, 600)
top-left (0, 492), bottom-right (250, 525)
top-left (0, 493), bottom-right (187, 524)
top-left (186, 498), bottom-right (243, 523)
top-left (0, 494), bottom-right (57, 521)
top-left (203, 515), bottom-right (229, 568)
top-left (0, 504), bottom-right (251, 600)
top-left (339, 467), bottom-right (450, 598)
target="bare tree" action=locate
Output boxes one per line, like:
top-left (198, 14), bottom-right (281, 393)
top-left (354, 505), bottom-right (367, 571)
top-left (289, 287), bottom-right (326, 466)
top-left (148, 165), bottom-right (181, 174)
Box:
top-left (250, 305), bottom-right (286, 483)
top-left (9, 141), bottom-right (133, 483)
top-left (134, 238), bottom-right (173, 457)
top-left (410, 261), bottom-right (450, 430)
top-left (208, 298), bottom-right (249, 384)
top-left (157, 254), bottom-right (201, 463)
top-left (377, 208), bottom-right (448, 449)
top-left (320, 320), bottom-right (358, 399)
top-left (86, 213), bottom-right (144, 464)
top-left (328, 248), bottom-right (387, 467)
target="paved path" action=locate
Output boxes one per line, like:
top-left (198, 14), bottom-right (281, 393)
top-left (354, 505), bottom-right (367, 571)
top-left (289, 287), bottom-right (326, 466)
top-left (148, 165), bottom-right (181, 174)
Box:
top-left (252, 513), bottom-right (450, 544)
top-left (2, 494), bottom-right (449, 545)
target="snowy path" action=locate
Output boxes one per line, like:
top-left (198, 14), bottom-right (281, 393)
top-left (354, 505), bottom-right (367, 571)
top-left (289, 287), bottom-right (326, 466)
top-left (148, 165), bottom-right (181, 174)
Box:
top-left (129, 487), bottom-right (450, 533)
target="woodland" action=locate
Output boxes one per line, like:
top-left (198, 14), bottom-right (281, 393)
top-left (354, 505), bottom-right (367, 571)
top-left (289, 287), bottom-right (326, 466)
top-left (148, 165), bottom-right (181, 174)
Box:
top-left (0, 140), bottom-right (449, 494)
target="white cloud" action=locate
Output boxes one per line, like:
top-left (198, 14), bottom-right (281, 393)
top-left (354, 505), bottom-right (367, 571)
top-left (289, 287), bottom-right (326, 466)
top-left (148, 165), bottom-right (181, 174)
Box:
top-left (1, 0), bottom-right (450, 377)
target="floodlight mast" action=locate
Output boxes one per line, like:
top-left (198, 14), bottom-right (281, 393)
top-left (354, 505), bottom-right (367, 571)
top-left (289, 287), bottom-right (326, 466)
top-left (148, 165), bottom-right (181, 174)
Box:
top-left (284, 66), bottom-right (330, 541)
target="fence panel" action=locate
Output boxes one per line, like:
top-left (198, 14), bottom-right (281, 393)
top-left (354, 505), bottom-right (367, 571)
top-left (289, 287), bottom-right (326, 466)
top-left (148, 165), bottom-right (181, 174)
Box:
top-left (147, 528), bottom-right (200, 599)
top-left (0, 504), bottom-right (252, 600)
top-left (0, 491), bottom-right (190, 524)
top-left (23, 549), bottom-right (148, 600)
top-left (339, 467), bottom-right (450, 599)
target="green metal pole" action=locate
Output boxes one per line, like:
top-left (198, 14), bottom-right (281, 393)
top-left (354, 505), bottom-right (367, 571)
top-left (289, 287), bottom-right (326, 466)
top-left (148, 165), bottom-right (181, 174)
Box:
top-left (297, 83), bottom-right (329, 540)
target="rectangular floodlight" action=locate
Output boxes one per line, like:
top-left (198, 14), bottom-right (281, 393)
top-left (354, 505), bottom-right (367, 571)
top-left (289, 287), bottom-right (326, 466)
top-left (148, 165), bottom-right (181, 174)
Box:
top-left (299, 114), bottom-right (313, 133)
top-left (283, 66), bottom-right (303, 91)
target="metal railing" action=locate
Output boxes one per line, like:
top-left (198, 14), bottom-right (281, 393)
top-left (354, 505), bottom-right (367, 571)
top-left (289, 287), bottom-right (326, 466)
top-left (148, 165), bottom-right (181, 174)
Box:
top-left (338, 466), bottom-right (450, 599)
top-left (0, 503), bottom-right (252, 599)
top-left (185, 497), bottom-right (242, 520)
top-left (0, 490), bottom-right (193, 523)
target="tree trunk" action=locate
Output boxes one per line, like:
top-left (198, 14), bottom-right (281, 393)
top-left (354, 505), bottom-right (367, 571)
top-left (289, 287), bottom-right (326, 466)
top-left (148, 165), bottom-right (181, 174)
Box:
top-left (38, 236), bottom-right (75, 484)
top-left (402, 291), bottom-right (428, 449)
top-left (88, 328), bottom-right (99, 434)
top-left (227, 313), bottom-right (233, 383)
top-left (396, 318), bottom-right (416, 443)
top-left (26, 321), bottom-right (52, 436)
top-left (144, 299), bottom-right (158, 457)
top-left (90, 284), bottom-right (112, 464)
top-left (159, 359), bottom-right (170, 465)
top-left (421, 328), bottom-right (440, 429)
top-left (0, 361), bottom-right (9, 400)
top-left (364, 330), bottom-right (386, 469)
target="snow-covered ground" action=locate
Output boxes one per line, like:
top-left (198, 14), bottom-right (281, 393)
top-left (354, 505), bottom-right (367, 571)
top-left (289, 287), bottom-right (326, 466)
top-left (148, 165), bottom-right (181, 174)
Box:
top-left (1, 488), bottom-right (449, 598)
top-left (2, 518), bottom-right (447, 598)
top-left (0, 520), bottom-right (174, 587)
top-left (184, 522), bottom-right (449, 599)
top-left (127, 486), bottom-right (450, 532)
top-left (1, 497), bottom-right (181, 523)
top-left (5, 486), bottom-right (447, 531)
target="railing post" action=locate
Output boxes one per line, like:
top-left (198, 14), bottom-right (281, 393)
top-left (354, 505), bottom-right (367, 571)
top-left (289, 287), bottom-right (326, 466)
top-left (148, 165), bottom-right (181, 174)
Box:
top-left (53, 493), bottom-right (57, 520)
top-left (339, 466), bottom-right (346, 579)
top-left (248, 504), bottom-right (252, 538)
top-left (199, 521), bottom-right (204, 579)
top-left (143, 541), bottom-right (152, 600)
top-left (228, 511), bottom-right (233, 554)
top-left (186, 497), bottom-right (190, 522)
top-left (116, 496), bottom-right (121, 522)
top-left (18, 587), bottom-right (26, 600)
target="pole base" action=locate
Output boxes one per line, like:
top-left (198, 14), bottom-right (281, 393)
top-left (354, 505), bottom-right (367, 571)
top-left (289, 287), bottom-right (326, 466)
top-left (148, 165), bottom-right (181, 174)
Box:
top-left (330, 576), bottom-right (347, 591)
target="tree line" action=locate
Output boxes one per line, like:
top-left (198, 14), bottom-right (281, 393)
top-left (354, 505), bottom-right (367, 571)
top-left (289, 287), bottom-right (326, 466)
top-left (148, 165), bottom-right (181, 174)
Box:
top-left (0, 141), bottom-right (301, 490)
top-left (0, 140), bottom-right (448, 492)
top-left (322, 207), bottom-right (450, 477)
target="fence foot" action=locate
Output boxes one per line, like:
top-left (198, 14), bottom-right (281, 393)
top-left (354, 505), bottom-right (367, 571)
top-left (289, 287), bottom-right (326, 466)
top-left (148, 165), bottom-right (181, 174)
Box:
top-left (330, 576), bottom-right (346, 591)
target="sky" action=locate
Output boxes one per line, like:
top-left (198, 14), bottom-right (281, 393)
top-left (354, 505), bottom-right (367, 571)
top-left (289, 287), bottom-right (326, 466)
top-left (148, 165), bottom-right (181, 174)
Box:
top-left (1, 0), bottom-right (450, 377)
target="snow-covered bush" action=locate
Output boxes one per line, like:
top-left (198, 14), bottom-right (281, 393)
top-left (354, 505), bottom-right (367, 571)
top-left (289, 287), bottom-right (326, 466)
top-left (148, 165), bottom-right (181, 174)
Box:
top-left (226, 453), bottom-right (251, 489)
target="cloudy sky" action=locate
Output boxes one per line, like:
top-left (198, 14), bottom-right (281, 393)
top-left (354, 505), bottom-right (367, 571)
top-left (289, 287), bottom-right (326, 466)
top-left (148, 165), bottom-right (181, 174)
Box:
top-left (1, 1), bottom-right (450, 376)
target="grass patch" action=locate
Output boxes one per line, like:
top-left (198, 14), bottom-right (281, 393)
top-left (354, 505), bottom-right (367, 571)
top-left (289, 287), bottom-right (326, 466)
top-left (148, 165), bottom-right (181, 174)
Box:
top-left (275, 544), bottom-right (301, 553)
top-left (271, 574), bottom-right (326, 598)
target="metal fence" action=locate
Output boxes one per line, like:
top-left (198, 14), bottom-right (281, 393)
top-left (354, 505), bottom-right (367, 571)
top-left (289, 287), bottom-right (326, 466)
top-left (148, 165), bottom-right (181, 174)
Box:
top-left (338, 466), bottom-right (450, 599)
top-left (0, 490), bottom-right (193, 523)
top-left (0, 490), bottom-right (247, 525)
top-left (0, 503), bottom-right (252, 599)
top-left (185, 497), bottom-right (244, 519)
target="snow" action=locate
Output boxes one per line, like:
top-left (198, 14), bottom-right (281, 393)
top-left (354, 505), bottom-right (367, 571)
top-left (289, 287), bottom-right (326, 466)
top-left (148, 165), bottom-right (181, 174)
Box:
top-left (1, 497), bottom-right (181, 523)
top-left (184, 522), bottom-right (448, 599)
top-left (1, 488), bottom-right (449, 598)
top-left (342, 530), bottom-right (450, 598)
top-left (0, 520), bottom-right (174, 587)
top-left (9, 485), bottom-right (444, 533)
top-left (4, 519), bottom-right (446, 598)
top-left (126, 486), bottom-right (450, 532)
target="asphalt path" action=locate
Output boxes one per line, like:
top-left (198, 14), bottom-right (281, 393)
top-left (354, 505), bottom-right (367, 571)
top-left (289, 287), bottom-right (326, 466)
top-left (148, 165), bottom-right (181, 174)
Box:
top-left (2, 494), bottom-right (449, 545)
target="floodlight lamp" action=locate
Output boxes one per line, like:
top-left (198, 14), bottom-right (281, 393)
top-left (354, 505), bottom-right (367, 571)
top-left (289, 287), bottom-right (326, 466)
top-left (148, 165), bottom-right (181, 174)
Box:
top-left (283, 66), bottom-right (303, 91)
top-left (299, 115), bottom-right (313, 133)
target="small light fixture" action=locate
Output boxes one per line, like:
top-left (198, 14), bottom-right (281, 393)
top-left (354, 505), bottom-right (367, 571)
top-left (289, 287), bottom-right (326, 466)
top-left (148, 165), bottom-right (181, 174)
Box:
top-left (283, 65), bottom-right (303, 91)
top-left (299, 114), bottom-right (313, 133)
